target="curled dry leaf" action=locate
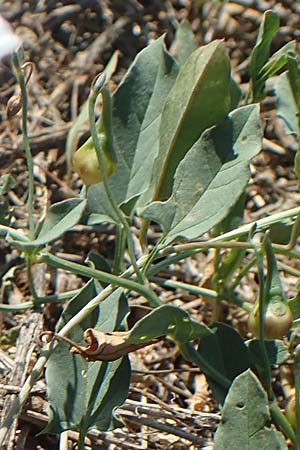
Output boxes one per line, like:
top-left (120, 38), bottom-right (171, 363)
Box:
top-left (40, 329), bottom-right (162, 362)
top-left (70, 328), bottom-right (162, 361)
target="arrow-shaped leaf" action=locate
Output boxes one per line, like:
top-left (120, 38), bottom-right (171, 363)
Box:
top-left (153, 39), bottom-right (231, 200)
top-left (142, 104), bottom-right (262, 244)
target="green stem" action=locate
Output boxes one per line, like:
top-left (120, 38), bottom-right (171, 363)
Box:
top-left (12, 54), bottom-right (35, 240)
top-left (270, 402), bottom-right (297, 448)
top-left (77, 431), bottom-right (86, 450)
top-left (112, 224), bottom-right (126, 274)
top-left (139, 218), bottom-right (150, 253)
top-left (41, 252), bottom-right (161, 307)
top-left (89, 80), bottom-right (144, 284)
top-left (179, 341), bottom-right (231, 390)
top-left (151, 276), bottom-right (219, 299)
top-left (0, 224), bottom-right (29, 242)
top-left (295, 357), bottom-right (300, 448)
top-left (151, 276), bottom-right (252, 311)
top-left (26, 257), bottom-right (39, 303)
top-left (230, 255), bottom-right (257, 290)
top-left (276, 212), bottom-right (300, 252)
top-left (253, 236), bottom-right (273, 400)
top-left (142, 236), bottom-right (166, 276)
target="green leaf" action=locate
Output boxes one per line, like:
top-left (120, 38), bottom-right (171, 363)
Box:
top-left (14, 198), bottom-right (87, 250)
top-left (288, 293), bottom-right (300, 320)
top-left (275, 70), bottom-right (300, 138)
top-left (214, 370), bottom-right (288, 450)
top-left (127, 304), bottom-right (212, 344)
top-left (87, 37), bottom-right (179, 216)
top-left (269, 222), bottom-right (292, 245)
top-left (197, 322), bottom-right (250, 404)
top-left (258, 41), bottom-right (296, 81)
top-left (142, 104), bottom-right (262, 244)
top-left (153, 39), bottom-right (231, 200)
top-left (171, 19), bottom-right (197, 65)
top-left (249, 10), bottom-right (280, 102)
top-left (45, 283), bottom-right (130, 434)
top-left (247, 339), bottom-right (289, 367)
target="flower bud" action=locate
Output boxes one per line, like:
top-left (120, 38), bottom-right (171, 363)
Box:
top-left (248, 299), bottom-right (293, 339)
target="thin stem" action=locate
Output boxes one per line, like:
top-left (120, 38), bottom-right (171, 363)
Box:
top-left (89, 82), bottom-right (144, 284)
top-left (112, 225), bottom-right (126, 274)
top-left (142, 236), bottom-right (166, 276)
top-left (0, 283), bottom-right (118, 446)
top-left (139, 218), bottom-right (150, 253)
top-left (276, 212), bottom-right (300, 252)
top-left (0, 224), bottom-right (29, 242)
top-left (151, 276), bottom-right (219, 299)
top-left (253, 235), bottom-right (273, 400)
top-left (230, 255), bottom-right (257, 289)
top-left (295, 355), bottom-right (300, 449)
top-left (151, 276), bottom-right (253, 311)
top-left (77, 430), bottom-right (86, 450)
top-left (179, 342), bottom-right (231, 390)
top-left (169, 240), bottom-right (253, 253)
top-left (211, 206), bottom-right (300, 243)
top-left (41, 252), bottom-right (161, 307)
top-left (26, 257), bottom-right (39, 303)
top-left (270, 402), bottom-right (297, 448)
top-left (12, 54), bottom-right (35, 240)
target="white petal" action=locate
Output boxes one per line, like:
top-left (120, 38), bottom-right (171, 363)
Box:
top-left (0, 15), bottom-right (21, 59)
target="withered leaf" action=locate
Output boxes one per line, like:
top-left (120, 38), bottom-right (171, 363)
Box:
top-left (70, 328), bottom-right (162, 361)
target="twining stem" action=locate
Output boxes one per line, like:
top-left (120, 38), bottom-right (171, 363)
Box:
top-left (113, 225), bottom-right (126, 274)
top-left (0, 289), bottom-right (79, 312)
top-left (89, 77), bottom-right (144, 284)
top-left (270, 402), bottom-right (297, 448)
top-left (41, 252), bottom-right (161, 307)
top-left (252, 235), bottom-right (273, 400)
top-left (230, 255), bottom-right (257, 290)
top-left (294, 351), bottom-right (300, 449)
top-left (275, 211), bottom-right (300, 252)
top-left (26, 257), bottom-right (39, 302)
top-left (12, 54), bottom-right (35, 240)
top-left (151, 276), bottom-right (252, 312)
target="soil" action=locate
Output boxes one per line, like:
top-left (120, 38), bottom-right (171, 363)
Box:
top-left (0, 1), bottom-right (300, 449)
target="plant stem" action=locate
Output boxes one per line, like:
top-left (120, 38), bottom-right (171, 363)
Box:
top-left (179, 342), bottom-right (231, 390)
top-left (294, 355), bottom-right (300, 449)
top-left (89, 80), bottom-right (144, 284)
top-left (12, 54), bottom-right (35, 240)
top-left (210, 206), bottom-right (300, 243)
top-left (41, 252), bottom-right (161, 307)
top-left (26, 257), bottom-right (39, 303)
top-left (0, 283), bottom-right (119, 446)
top-left (252, 235), bottom-right (273, 400)
top-left (270, 402), bottom-right (297, 448)
top-left (276, 212), bottom-right (300, 251)
top-left (77, 430), bottom-right (86, 450)
top-left (113, 224), bottom-right (126, 274)
top-left (0, 224), bottom-right (29, 242)
top-left (230, 255), bottom-right (257, 290)
top-left (151, 276), bottom-right (252, 311)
